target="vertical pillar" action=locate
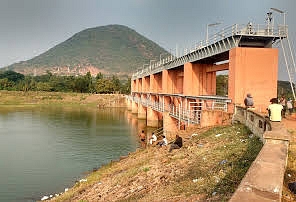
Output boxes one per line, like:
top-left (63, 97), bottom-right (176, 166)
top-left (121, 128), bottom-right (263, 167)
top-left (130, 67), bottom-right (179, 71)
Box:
top-left (147, 108), bottom-right (158, 127)
top-left (127, 99), bottom-right (132, 111)
top-left (132, 101), bottom-right (138, 114)
top-left (228, 47), bottom-right (278, 112)
top-left (184, 62), bottom-right (194, 95)
top-left (206, 71), bottom-right (216, 95)
top-left (163, 112), bottom-right (178, 139)
top-left (163, 96), bottom-right (178, 139)
top-left (175, 70), bottom-right (184, 94)
top-left (142, 77), bottom-right (146, 93)
top-left (150, 74), bottom-right (155, 93)
top-left (139, 78), bottom-right (142, 92)
top-left (131, 80), bottom-right (136, 92)
top-left (138, 104), bottom-right (147, 119)
top-left (143, 76), bottom-right (150, 93)
top-left (162, 70), bottom-right (169, 94)
top-left (155, 73), bottom-right (162, 93)
top-left (135, 79), bottom-right (140, 92)
top-left (147, 95), bottom-right (158, 127)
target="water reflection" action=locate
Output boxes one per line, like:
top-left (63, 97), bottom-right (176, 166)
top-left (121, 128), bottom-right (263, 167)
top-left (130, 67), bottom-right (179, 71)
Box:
top-left (0, 106), bottom-right (139, 202)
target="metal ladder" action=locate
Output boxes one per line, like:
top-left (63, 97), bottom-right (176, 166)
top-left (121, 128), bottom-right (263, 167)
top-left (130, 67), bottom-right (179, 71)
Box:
top-left (279, 34), bottom-right (296, 100)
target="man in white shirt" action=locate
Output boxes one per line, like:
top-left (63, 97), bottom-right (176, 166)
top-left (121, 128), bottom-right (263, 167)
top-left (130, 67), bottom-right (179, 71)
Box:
top-left (149, 133), bottom-right (157, 144)
top-left (267, 98), bottom-right (283, 122)
top-left (157, 135), bottom-right (167, 146)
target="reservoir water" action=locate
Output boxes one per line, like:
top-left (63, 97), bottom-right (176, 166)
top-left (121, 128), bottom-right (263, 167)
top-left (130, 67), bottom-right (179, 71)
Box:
top-left (0, 106), bottom-right (141, 202)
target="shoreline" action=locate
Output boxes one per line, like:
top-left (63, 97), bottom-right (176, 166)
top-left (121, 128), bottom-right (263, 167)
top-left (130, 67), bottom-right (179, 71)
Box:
top-left (0, 91), bottom-right (127, 107)
top-left (0, 91), bottom-right (131, 202)
top-left (48, 124), bottom-right (263, 202)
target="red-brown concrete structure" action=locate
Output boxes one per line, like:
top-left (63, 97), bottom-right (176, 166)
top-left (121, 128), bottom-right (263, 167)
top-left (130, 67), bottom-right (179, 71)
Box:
top-left (129, 23), bottom-right (286, 136)
top-left (228, 47), bottom-right (278, 112)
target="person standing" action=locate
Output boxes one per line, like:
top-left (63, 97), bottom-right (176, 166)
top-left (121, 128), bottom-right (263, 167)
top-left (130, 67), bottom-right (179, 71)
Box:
top-left (267, 98), bottom-right (283, 122)
top-left (244, 93), bottom-right (254, 108)
top-left (279, 95), bottom-right (287, 118)
top-left (139, 130), bottom-right (146, 147)
top-left (287, 98), bottom-right (293, 115)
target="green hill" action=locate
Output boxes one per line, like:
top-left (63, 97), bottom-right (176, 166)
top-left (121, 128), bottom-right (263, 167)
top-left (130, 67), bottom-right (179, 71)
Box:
top-left (6, 25), bottom-right (170, 76)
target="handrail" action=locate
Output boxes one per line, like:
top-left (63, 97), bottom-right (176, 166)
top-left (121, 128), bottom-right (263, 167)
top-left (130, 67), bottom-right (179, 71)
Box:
top-left (152, 127), bottom-right (163, 137)
top-left (132, 23), bottom-right (288, 80)
top-left (127, 95), bottom-right (229, 125)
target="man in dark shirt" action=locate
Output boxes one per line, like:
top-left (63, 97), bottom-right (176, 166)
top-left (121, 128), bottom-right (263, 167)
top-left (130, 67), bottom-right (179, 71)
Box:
top-left (169, 135), bottom-right (183, 152)
top-left (244, 93), bottom-right (254, 108)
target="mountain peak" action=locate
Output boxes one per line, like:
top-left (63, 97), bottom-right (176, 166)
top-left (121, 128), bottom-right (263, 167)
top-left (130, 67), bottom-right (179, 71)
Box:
top-left (7, 25), bottom-right (169, 77)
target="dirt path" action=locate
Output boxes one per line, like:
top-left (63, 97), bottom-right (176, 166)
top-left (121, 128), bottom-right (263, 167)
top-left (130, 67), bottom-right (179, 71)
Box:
top-left (281, 114), bottom-right (296, 202)
top-left (282, 114), bottom-right (296, 141)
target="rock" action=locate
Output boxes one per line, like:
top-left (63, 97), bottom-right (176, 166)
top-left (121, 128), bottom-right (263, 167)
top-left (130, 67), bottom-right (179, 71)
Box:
top-left (41, 196), bottom-right (49, 201)
top-left (215, 134), bottom-right (222, 137)
top-left (120, 155), bottom-right (128, 160)
top-left (219, 159), bottom-right (227, 165)
top-left (65, 188), bottom-right (69, 192)
top-left (193, 177), bottom-right (204, 183)
top-left (137, 185), bottom-right (144, 190)
top-left (79, 178), bottom-right (87, 182)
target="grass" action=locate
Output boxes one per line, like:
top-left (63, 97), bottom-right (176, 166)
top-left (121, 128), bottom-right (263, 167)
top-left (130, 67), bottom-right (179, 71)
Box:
top-left (50, 124), bottom-right (263, 202)
top-left (170, 125), bottom-right (262, 201)
top-left (0, 90), bottom-right (125, 108)
top-left (283, 128), bottom-right (296, 202)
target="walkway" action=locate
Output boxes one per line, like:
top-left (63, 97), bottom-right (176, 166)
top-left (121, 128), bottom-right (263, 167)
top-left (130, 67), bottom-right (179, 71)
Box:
top-left (282, 115), bottom-right (296, 135)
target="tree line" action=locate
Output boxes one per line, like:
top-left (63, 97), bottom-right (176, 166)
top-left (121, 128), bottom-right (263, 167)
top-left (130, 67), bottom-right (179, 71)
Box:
top-left (0, 70), bottom-right (131, 94)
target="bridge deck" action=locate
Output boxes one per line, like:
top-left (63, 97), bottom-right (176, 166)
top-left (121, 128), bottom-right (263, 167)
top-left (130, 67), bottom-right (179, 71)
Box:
top-left (132, 23), bottom-right (287, 80)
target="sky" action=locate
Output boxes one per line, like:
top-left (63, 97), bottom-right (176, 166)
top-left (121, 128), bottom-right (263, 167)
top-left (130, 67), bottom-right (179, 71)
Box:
top-left (0, 0), bottom-right (295, 80)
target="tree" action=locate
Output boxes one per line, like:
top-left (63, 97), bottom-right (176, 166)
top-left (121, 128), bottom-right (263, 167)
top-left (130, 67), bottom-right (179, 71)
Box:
top-left (73, 76), bottom-right (90, 93)
top-left (0, 70), bottom-right (24, 82)
top-left (111, 75), bottom-right (121, 93)
top-left (216, 75), bottom-right (228, 96)
top-left (121, 78), bottom-right (131, 94)
top-left (96, 72), bottom-right (103, 80)
top-left (20, 76), bottom-right (35, 92)
top-left (0, 78), bottom-right (14, 90)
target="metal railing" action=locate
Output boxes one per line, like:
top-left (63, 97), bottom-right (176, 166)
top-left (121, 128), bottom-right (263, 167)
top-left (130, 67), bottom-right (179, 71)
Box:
top-left (152, 127), bottom-right (164, 138)
top-left (127, 95), bottom-right (229, 125)
top-left (132, 23), bottom-right (288, 80)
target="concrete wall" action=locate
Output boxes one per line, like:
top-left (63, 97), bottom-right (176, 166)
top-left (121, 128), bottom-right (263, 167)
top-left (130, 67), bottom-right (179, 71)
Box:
top-left (231, 106), bottom-right (290, 202)
top-left (200, 110), bottom-right (232, 128)
top-left (232, 106), bottom-right (271, 140)
top-left (228, 48), bottom-right (278, 112)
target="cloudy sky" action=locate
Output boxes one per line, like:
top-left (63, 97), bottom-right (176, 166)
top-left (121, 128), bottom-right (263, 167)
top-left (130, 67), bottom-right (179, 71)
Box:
top-left (0, 0), bottom-right (295, 80)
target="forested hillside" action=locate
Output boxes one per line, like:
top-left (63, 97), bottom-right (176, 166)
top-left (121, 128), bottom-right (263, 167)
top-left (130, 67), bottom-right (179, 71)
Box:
top-left (6, 25), bottom-right (170, 77)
